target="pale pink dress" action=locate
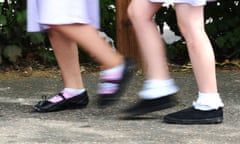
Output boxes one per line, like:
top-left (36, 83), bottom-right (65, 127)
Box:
top-left (27, 0), bottom-right (100, 32)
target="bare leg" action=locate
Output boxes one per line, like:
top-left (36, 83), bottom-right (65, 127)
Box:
top-left (33, 29), bottom-right (89, 112)
top-left (128, 0), bottom-right (170, 80)
top-left (122, 0), bottom-right (179, 117)
top-left (175, 4), bottom-right (217, 93)
top-left (49, 24), bottom-right (124, 70)
top-left (163, 4), bottom-right (223, 124)
top-left (48, 24), bottom-right (135, 107)
top-left (48, 29), bottom-right (84, 89)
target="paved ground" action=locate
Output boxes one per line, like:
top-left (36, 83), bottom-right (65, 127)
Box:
top-left (0, 71), bottom-right (240, 144)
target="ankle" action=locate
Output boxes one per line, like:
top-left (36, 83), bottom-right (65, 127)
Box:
top-left (139, 79), bottom-right (179, 99)
top-left (101, 56), bottom-right (124, 70)
top-left (193, 92), bottom-right (224, 111)
top-left (63, 88), bottom-right (86, 95)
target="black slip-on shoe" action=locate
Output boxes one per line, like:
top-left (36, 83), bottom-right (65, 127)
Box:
top-left (34, 91), bottom-right (89, 112)
top-left (97, 58), bottom-right (136, 107)
top-left (163, 107), bottom-right (223, 124)
top-left (121, 95), bottom-right (176, 117)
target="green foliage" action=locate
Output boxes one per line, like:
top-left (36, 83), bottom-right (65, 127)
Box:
top-left (155, 6), bottom-right (186, 64)
top-left (205, 0), bottom-right (240, 61)
top-left (0, 0), bottom-right (16, 28)
top-left (3, 45), bottom-right (22, 63)
top-left (0, 0), bottom-right (50, 65)
top-left (155, 0), bottom-right (240, 64)
top-left (0, 0), bottom-right (239, 66)
top-left (100, 0), bottom-right (116, 40)
top-left (0, 0), bottom-right (118, 65)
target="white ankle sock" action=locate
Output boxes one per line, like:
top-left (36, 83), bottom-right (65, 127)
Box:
top-left (63, 88), bottom-right (86, 95)
top-left (139, 79), bottom-right (179, 99)
top-left (193, 92), bottom-right (224, 111)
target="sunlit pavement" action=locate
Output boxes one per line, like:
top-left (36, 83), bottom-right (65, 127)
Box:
top-left (0, 72), bottom-right (240, 144)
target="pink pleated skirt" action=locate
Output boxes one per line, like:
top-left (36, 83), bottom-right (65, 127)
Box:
top-left (27, 0), bottom-right (100, 32)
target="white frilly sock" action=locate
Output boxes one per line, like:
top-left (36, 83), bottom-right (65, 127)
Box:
top-left (193, 92), bottom-right (224, 111)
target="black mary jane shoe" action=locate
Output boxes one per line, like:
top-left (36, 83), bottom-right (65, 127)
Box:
top-left (97, 58), bottom-right (136, 107)
top-left (163, 107), bottom-right (223, 124)
top-left (34, 91), bottom-right (89, 112)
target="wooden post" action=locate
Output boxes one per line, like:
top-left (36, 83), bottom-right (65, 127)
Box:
top-left (116, 0), bottom-right (141, 67)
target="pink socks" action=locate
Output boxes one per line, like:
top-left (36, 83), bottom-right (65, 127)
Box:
top-left (97, 63), bottom-right (125, 94)
top-left (48, 88), bottom-right (86, 103)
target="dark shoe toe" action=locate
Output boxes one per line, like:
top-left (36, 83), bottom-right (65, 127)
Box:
top-left (121, 95), bottom-right (176, 117)
top-left (164, 107), bottom-right (223, 124)
top-left (34, 91), bottom-right (89, 112)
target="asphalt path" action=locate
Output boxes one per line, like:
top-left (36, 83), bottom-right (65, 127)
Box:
top-left (0, 71), bottom-right (240, 144)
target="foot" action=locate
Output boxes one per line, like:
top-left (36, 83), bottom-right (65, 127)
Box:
top-left (97, 58), bottom-right (135, 107)
top-left (34, 91), bottom-right (89, 112)
top-left (163, 107), bottom-right (223, 124)
top-left (121, 95), bottom-right (176, 117)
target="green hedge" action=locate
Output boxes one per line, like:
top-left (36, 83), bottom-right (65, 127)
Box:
top-left (0, 0), bottom-right (239, 66)
top-left (155, 0), bottom-right (240, 64)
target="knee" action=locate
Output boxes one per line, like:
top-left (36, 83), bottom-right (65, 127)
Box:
top-left (127, 4), bottom-right (139, 22)
top-left (127, 4), bottom-right (151, 24)
top-left (177, 20), bottom-right (204, 41)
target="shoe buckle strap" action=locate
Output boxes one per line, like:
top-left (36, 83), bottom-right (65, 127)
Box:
top-left (58, 93), bottom-right (66, 100)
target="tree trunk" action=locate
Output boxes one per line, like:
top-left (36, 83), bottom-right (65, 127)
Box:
top-left (116, 0), bottom-right (142, 67)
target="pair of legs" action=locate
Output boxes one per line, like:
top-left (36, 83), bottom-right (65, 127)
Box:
top-left (34, 23), bottom-right (136, 112)
top-left (29, 0), bottom-right (135, 112)
top-left (125, 0), bottom-right (224, 124)
top-left (128, 1), bottom-right (217, 93)
top-left (48, 24), bottom-right (124, 90)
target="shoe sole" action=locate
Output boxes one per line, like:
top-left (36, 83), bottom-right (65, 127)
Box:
top-left (120, 101), bottom-right (176, 119)
top-left (163, 117), bottom-right (223, 124)
top-left (33, 96), bottom-right (89, 112)
top-left (33, 104), bottom-right (88, 112)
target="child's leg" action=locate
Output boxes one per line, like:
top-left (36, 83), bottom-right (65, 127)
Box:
top-left (163, 4), bottom-right (224, 124)
top-left (174, 4), bottom-right (223, 109)
top-left (174, 4), bottom-right (223, 108)
top-left (34, 29), bottom-right (89, 112)
top-left (48, 29), bottom-right (84, 89)
top-left (175, 4), bottom-right (217, 93)
top-left (128, 0), bottom-right (169, 80)
top-left (122, 0), bottom-right (179, 117)
top-left (49, 24), bottom-right (124, 69)
top-left (128, 0), bottom-right (179, 96)
top-left (48, 24), bottom-right (135, 106)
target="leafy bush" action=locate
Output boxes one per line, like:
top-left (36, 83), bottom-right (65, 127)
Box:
top-left (155, 0), bottom-right (240, 64)
top-left (0, 0), bottom-right (118, 66)
top-left (100, 0), bottom-right (116, 40)
top-left (205, 0), bottom-right (240, 62)
top-left (0, 0), bottom-right (239, 66)
top-left (0, 0), bottom-right (51, 65)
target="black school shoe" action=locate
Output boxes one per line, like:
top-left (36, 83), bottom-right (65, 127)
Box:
top-left (97, 58), bottom-right (135, 107)
top-left (34, 91), bottom-right (89, 112)
top-left (121, 95), bottom-right (176, 117)
top-left (163, 107), bottom-right (223, 124)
